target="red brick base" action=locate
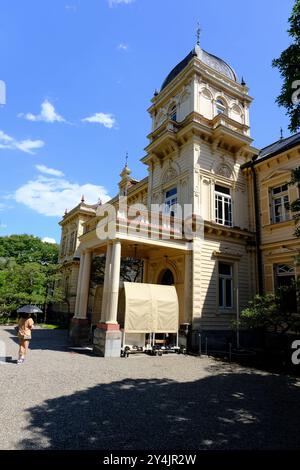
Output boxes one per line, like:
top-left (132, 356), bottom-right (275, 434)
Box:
top-left (96, 322), bottom-right (120, 331)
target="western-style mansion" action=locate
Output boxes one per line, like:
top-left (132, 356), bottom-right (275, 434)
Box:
top-left (55, 40), bottom-right (300, 355)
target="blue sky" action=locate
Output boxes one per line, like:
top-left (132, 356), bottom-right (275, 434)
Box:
top-left (0, 0), bottom-right (295, 243)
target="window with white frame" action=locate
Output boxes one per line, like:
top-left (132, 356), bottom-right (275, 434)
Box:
top-left (216, 98), bottom-right (227, 116)
top-left (218, 262), bottom-right (233, 309)
top-left (164, 187), bottom-right (177, 216)
top-left (271, 184), bottom-right (289, 223)
top-left (215, 184), bottom-right (232, 226)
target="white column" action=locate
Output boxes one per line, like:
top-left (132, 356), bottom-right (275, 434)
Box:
top-left (185, 252), bottom-right (193, 324)
top-left (100, 243), bottom-right (113, 323)
top-left (106, 240), bottom-right (121, 324)
top-left (77, 250), bottom-right (92, 319)
top-left (74, 252), bottom-right (85, 317)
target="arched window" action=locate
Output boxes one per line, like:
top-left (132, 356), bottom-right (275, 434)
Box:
top-left (216, 98), bottom-right (227, 116)
top-left (231, 104), bottom-right (243, 123)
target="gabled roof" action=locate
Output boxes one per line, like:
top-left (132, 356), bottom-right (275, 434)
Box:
top-left (241, 131), bottom-right (300, 169)
top-left (258, 131), bottom-right (300, 162)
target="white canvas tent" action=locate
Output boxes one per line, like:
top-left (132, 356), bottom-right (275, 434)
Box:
top-left (123, 282), bottom-right (179, 334)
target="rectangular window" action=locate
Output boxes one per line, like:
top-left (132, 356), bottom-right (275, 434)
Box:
top-left (271, 184), bottom-right (289, 223)
top-left (215, 185), bottom-right (232, 226)
top-left (165, 187), bottom-right (177, 216)
top-left (275, 264), bottom-right (297, 313)
top-left (218, 262), bottom-right (233, 309)
top-left (61, 236), bottom-right (67, 256)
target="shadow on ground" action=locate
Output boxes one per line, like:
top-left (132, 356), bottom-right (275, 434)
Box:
top-left (19, 368), bottom-right (300, 450)
top-left (5, 328), bottom-right (69, 352)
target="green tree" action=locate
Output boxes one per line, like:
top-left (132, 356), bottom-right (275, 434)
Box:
top-left (0, 262), bottom-right (64, 316)
top-left (0, 235), bottom-right (63, 320)
top-left (91, 255), bottom-right (143, 286)
top-left (0, 234), bottom-right (59, 265)
top-left (288, 166), bottom-right (300, 238)
top-left (240, 284), bottom-right (300, 337)
top-left (272, 0), bottom-right (300, 132)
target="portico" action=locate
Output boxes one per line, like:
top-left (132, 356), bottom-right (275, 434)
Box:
top-left (69, 209), bottom-right (192, 356)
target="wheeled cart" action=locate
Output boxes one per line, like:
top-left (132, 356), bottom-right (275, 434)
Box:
top-left (120, 282), bottom-right (181, 358)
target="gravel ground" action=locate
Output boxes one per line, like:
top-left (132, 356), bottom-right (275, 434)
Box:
top-left (0, 325), bottom-right (300, 450)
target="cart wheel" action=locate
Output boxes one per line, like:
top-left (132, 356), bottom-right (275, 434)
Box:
top-left (158, 351), bottom-right (163, 357)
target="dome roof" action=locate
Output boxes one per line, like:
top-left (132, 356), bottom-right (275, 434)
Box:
top-left (161, 44), bottom-right (237, 91)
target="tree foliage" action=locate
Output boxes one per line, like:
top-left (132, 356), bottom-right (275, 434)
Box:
top-left (288, 166), bottom-right (300, 238)
top-left (0, 234), bottom-right (59, 265)
top-left (91, 255), bottom-right (143, 286)
top-left (272, 0), bottom-right (300, 132)
top-left (0, 235), bottom-right (63, 317)
top-left (240, 283), bottom-right (300, 336)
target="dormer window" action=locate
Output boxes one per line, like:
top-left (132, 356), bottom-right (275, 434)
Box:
top-left (216, 99), bottom-right (227, 116)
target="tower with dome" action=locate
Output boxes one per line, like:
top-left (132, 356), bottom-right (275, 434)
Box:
top-left (55, 38), bottom-right (300, 356)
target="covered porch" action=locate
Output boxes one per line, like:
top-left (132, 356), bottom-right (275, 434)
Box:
top-left (70, 232), bottom-right (192, 356)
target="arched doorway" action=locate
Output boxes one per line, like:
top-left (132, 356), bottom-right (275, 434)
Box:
top-left (158, 268), bottom-right (175, 286)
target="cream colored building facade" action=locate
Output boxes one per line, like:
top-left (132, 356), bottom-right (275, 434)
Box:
top-left (243, 135), bottom-right (300, 304)
top-left (56, 41), bottom-right (299, 354)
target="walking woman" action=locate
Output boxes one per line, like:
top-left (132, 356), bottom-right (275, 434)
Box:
top-left (17, 313), bottom-right (34, 364)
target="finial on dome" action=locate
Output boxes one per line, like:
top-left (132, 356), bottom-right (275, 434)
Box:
top-left (125, 151), bottom-right (128, 168)
top-left (64, 208), bottom-right (68, 216)
top-left (241, 76), bottom-right (246, 86)
top-left (196, 22), bottom-right (201, 46)
top-left (98, 197), bottom-right (102, 206)
top-left (153, 89), bottom-right (158, 97)
top-left (81, 194), bottom-right (85, 203)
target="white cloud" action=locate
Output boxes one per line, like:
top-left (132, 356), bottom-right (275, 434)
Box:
top-left (0, 130), bottom-right (13, 144)
top-left (0, 223), bottom-right (7, 229)
top-left (117, 43), bottom-right (128, 51)
top-left (42, 237), bottom-right (57, 244)
top-left (17, 139), bottom-right (45, 153)
top-left (0, 202), bottom-right (13, 211)
top-left (18, 100), bottom-right (65, 123)
top-left (36, 165), bottom-right (65, 177)
top-left (108, 0), bottom-right (135, 6)
top-left (12, 174), bottom-right (110, 217)
top-left (65, 3), bottom-right (79, 12)
top-left (0, 130), bottom-right (44, 154)
top-left (82, 112), bottom-right (116, 129)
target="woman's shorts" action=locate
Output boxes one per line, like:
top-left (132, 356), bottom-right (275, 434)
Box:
top-left (18, 334), bottom-right (31, 341)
